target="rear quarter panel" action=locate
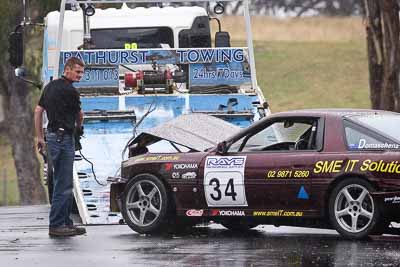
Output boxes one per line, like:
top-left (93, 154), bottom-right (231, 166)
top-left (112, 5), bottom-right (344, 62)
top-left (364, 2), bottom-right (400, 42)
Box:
top-left (311, 115), bottom-right (400, 216)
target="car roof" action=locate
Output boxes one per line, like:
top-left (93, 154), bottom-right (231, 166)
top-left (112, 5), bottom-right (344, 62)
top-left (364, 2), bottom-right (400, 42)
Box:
top-left (225, 108), bottom-right (397, 143)
top-left (268, 108), bottom-right (397, 119)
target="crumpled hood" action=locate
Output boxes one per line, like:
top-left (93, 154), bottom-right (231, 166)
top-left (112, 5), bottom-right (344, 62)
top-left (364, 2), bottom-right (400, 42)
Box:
top-left (130, 113), bottom-right (240, 152)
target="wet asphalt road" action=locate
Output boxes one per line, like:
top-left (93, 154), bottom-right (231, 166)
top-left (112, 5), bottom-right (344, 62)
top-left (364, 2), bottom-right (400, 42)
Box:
top-left (1, 206), bottom-right (400, 266)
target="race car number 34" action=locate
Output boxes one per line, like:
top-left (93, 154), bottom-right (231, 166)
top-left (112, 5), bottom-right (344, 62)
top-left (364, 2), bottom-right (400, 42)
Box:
top-left (204, 156), bottom-right (248, 207)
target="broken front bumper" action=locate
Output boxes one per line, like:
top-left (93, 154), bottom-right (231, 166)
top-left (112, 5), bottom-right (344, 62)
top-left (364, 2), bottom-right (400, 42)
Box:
top-left (108, 177), bottom-right (128, 212)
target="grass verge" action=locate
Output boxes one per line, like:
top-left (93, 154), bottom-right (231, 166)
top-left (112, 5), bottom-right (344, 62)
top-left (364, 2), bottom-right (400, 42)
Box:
top-left (0, 136), bottom-right (20, 205)
top-left (255, 41), bottom-right (369, 112)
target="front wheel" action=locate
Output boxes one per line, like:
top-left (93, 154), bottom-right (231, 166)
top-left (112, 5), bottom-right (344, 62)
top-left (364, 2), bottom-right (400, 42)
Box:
top-left (329, 178), bottom-right (381, 240)
top-left (121, 174), bottom-right (169, 234)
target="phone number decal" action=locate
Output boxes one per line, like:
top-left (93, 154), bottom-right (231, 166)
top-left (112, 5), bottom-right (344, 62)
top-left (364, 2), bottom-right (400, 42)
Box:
top-left (266, 170), bottom-right (310, 179)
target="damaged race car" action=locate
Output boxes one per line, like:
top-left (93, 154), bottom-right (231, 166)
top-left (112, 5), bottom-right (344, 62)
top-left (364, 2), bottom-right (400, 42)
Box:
top-left (109, 109), bottom-right (400, 239)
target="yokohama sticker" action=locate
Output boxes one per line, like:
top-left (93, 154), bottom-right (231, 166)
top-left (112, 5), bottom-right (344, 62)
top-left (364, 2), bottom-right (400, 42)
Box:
top-left (186, 209), bottom-right (204, 216)
top-left (174, 163), bottom-right (198, 170)
top-left (211, 210), bottom-right (245, 216)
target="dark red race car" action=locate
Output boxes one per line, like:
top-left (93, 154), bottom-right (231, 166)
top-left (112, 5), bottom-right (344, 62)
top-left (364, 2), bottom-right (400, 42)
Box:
top-left (109, 109), bottom-right (400, 239)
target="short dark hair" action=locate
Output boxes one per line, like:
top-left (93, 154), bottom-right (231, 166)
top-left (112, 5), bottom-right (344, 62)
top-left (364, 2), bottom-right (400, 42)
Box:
top-left (64, 57), bottom-right (84, 70)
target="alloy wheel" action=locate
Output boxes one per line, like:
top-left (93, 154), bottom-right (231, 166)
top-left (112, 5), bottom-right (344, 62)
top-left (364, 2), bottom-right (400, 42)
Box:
top-left (125, 180), bottom-right (162, 227)
top-left (334, 184), bottom-right (374, 233)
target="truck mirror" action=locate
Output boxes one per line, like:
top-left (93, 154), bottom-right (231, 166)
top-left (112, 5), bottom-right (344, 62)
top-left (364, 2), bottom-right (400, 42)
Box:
top-left (8, 31), bottom-right (24, 68)
top-left (214, 2), bottom-right (225, 14)
top-left (215, 31), bottom-right (230, 47)
top-left (84, 4), bottom-right (95, 16)
top-left (14, 67), bottom-right (26, 77)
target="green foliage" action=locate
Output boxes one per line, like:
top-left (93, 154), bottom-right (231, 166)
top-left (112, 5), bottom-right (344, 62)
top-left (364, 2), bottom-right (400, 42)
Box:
top-left (0, 2), bottom-right (20, 66)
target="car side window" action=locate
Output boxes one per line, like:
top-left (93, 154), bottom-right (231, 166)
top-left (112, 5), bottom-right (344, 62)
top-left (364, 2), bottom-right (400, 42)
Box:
top-left (229, 120), bottom-right (316, 152)
top-left (228, 125), bottom-right (278, 152)
top-left (345, 126), bottom-right (383, 150)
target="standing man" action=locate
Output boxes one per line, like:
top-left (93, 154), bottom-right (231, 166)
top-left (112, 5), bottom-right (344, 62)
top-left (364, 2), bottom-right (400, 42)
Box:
top-left (35, 57), bottom-right (86, 237)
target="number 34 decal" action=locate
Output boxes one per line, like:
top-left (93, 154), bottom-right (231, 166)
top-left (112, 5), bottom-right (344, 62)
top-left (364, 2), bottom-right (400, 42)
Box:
top-left (204, 172), bottom-right (248, 207)
top-left (209, 178), bottom-right (237, 201)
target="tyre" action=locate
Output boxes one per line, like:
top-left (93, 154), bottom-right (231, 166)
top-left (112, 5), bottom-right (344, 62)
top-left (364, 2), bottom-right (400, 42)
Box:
top-left (328, 178), bottom-right (381, 240)
top-left (121, 174), bottom-right (169, 234)
top-left (221, 221), bottom-right (259, 231)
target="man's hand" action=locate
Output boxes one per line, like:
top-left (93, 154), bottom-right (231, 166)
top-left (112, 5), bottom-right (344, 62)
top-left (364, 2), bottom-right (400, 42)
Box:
top-left (36, 138), bottom-right (46, 155)
top-left (34, 105), bottom-right (45, 155)
top-left (76, 126), bottom-right (84, 137)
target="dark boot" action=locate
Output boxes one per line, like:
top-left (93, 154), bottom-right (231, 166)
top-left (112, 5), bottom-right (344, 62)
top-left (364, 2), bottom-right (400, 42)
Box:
top-left (49, 226), bottom-right (78, 237)
top-left (68, 225), bottom-right (86, 235)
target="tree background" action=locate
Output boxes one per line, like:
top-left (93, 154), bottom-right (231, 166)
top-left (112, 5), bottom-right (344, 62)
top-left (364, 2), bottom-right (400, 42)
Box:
top-left (0, 0), bottom-right (58, 204)
top-left (364, 0), bottom-right (400, 112)
top-left (0, 0), bottom-right (398, 204)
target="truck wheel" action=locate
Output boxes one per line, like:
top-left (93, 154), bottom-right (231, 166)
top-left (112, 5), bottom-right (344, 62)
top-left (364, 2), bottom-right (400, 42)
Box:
top-left (329, 178), bottom-right (381, 240)
top-left (121, 174), bottom-right (169, 234)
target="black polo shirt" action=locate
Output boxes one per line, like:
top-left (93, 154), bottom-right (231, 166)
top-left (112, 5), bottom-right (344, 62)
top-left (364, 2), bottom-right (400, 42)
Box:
top-left (38, 77), bottom-right (81, 134)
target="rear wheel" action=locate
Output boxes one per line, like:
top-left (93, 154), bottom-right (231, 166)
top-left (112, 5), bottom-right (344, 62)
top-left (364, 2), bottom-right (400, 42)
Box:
top-left (329, 178), bottom-right (381, 240)
top-left (121, 174), bottom-right (169, 234)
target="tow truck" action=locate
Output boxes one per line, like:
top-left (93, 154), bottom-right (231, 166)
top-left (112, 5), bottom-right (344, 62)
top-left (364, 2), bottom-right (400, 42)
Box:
top-left (10, 0), bottom-right (269, 225)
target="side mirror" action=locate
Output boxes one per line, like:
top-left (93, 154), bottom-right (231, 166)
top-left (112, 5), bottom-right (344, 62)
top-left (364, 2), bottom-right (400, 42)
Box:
top-left (215, 31), bottom-right (230, 47)
top-left (8, 31), bottom-right (24, 68)
top-left (216, 141), bottom-right (228, 155)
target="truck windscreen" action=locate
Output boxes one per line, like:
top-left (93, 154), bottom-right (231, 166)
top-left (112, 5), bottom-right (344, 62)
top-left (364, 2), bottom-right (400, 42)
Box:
top-left (91, 27), bottom-right (174, 49)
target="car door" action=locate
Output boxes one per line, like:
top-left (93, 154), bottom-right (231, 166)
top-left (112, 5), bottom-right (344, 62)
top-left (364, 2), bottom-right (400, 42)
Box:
top-left (212, 117), bottom-right (323, 215)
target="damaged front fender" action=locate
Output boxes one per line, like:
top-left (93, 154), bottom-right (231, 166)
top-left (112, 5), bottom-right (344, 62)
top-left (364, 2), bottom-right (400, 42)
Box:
top-left (108, 177), bottom-right (128, 212)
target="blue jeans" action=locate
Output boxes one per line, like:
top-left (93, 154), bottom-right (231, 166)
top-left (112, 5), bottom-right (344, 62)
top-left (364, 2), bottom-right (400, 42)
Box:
top-left (46, 132), bottom-right (75, 228)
